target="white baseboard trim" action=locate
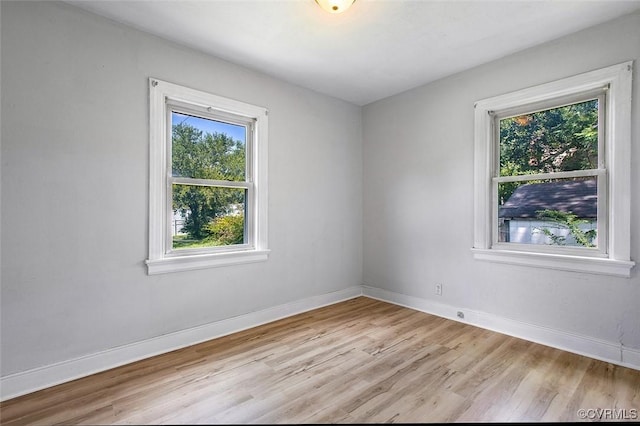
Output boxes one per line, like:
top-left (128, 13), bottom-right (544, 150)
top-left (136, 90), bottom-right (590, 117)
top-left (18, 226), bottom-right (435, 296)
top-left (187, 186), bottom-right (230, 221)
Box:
top-left (4, 284), bottom-right (637, 402)
top-left (362, 285), bottom-right (640, 371)
top-left (0, 286), bottom-right (363, 402)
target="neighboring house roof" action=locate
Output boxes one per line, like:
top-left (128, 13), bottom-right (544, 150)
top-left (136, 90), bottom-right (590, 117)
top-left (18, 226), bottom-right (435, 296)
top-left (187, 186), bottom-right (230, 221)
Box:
top-left (499, 179), bottom-right (597, 219)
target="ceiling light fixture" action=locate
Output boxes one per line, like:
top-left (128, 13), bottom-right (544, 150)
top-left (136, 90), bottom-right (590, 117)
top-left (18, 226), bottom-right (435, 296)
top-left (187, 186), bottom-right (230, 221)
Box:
top-left (315, 0), bottom-right (356, 14)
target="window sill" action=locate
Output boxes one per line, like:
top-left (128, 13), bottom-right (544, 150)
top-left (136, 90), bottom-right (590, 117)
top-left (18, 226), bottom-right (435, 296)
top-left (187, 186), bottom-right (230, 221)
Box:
top-left (146, 249), bottom-right (270, 275)
top-left (471, 248), bottom-right (634, 277)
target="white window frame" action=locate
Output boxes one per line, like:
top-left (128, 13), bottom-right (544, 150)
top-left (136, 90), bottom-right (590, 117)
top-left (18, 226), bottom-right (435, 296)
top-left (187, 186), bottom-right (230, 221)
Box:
top-left (146, 78), bottom-right (269, 274)
top-left (472, 62), bottom-right (634, 277)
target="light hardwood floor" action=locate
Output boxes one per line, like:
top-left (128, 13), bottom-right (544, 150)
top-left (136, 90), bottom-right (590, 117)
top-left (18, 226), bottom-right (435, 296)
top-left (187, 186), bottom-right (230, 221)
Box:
top-left (1, 297), bottom-right (639, 424)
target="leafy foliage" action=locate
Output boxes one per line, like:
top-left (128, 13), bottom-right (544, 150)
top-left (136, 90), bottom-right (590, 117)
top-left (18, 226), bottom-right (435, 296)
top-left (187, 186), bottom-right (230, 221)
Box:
top-left (204, 214), bottom-right (245, 246)
top-left (535, 209), bottom-right (597, 247)
top-left (499, 99), bottom-right (598, 204)
top-left (172, 122), bottom-right (245, 181)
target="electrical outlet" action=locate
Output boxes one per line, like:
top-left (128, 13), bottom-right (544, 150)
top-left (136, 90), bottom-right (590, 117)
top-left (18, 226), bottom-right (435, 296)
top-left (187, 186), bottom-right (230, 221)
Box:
top-left (435, 283), bottom-right (442, 296)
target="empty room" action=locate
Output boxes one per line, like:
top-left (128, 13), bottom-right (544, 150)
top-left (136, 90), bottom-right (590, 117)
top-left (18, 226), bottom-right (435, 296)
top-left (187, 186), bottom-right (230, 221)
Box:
top-left (1, 0), bottom-right (639, 423)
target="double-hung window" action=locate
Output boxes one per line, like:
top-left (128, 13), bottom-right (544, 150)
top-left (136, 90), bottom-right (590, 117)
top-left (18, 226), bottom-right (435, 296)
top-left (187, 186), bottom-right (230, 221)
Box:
top-left (472, 62), bottom-right (634, 277)
top-left (146, 79), bottom-right (269, 274)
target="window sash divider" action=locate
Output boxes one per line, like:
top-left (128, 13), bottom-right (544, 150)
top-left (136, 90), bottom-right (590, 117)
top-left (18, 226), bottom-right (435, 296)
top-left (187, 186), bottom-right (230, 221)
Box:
top-left (493, 168), bottom-right (604, 184)
top-left (170, 177), bottom-right (252, 189)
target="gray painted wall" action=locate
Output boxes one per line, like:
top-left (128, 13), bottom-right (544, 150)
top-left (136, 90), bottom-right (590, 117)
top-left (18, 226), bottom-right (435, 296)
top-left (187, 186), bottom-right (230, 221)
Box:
top-left (1, 1), bottom-right (362, 376)
top-left (363, 12), bottom-right (639, 351)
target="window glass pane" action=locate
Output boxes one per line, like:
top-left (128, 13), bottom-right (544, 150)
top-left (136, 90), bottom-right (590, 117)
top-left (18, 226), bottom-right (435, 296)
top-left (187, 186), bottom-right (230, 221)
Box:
top-left (172, 184), bottom-right (246, 250)
top-left (498, 177), bottom-right (597, 248)
top-left (499, 99), bottom-right (598, 177)
top-left (171, 112), bottom-right (246, 181)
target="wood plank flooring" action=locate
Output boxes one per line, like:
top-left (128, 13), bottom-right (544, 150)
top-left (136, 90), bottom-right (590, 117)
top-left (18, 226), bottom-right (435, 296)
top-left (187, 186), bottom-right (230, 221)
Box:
top-left (1, 297), bottom-right (639, 424)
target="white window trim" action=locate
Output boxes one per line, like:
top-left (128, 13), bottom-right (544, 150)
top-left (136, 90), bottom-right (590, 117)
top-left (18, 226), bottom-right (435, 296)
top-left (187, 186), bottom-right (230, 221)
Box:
top-left (146, 78), bottom-right (269, 275)
top-left (472, 62), bottom-right (634, 277)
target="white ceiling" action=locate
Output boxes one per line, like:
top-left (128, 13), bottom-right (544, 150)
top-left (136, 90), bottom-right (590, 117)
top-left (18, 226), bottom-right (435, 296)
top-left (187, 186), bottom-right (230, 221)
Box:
top-left (67, 0), bottom-right (640, 106)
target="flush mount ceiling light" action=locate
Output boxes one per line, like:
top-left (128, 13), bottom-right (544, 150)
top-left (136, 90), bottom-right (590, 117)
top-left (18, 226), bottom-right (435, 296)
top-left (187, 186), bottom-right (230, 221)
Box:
top-left (315, 0), bottom-right (356, 14)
